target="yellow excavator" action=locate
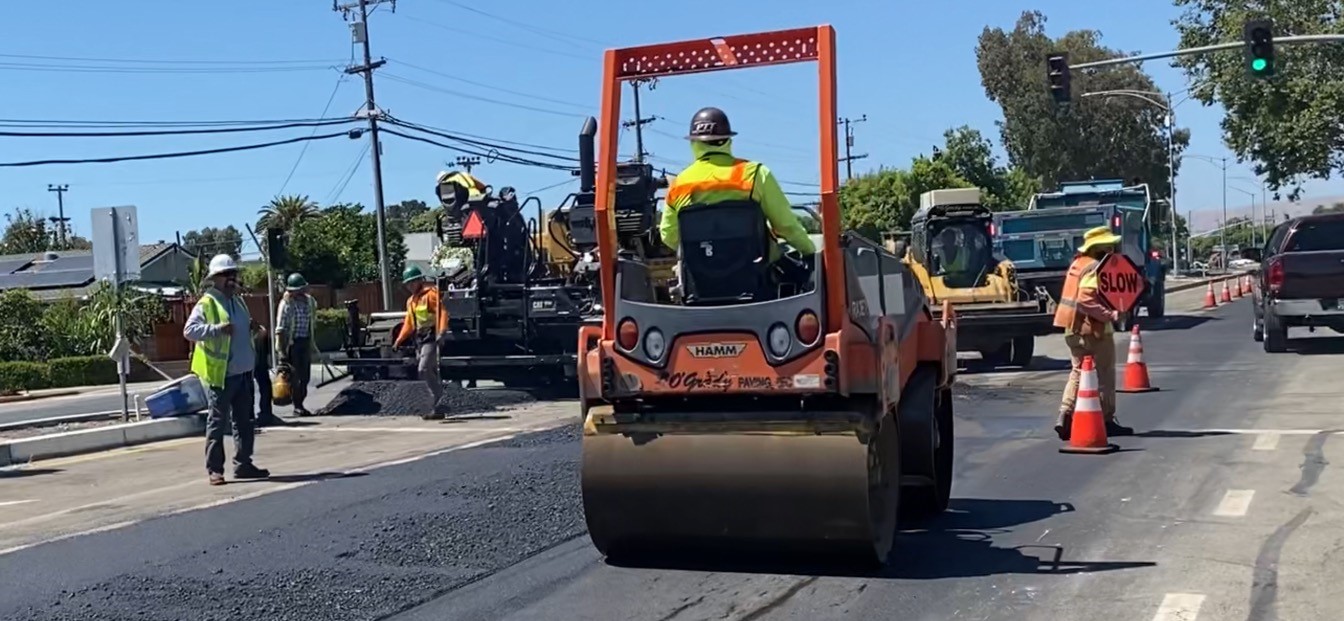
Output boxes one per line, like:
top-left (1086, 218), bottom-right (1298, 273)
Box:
top-left (888, 188), bottom-right (1055, 368)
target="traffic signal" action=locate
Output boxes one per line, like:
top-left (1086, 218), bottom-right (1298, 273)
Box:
top-left (1243, 19), bottom-right (1275, 77)
top-left (1046, 52), bottom-right (1071, 103)
top-left (266, 227), bottom-right (287, 270)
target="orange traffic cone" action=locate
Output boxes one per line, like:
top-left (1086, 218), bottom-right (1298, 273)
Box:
top-left (1242, 275), bottom-right (1252, 296)
top-left (1118, 325), bottom-right (1158, 393)
top-left (1233, 276), bottom-right (1244, 299)
top-left (1220, 280), bottom-right (1233, 303)
top-left (1060, 356), bottom-right (1118, 454)
top-left (1203, 282), bottom-right (1218, 309)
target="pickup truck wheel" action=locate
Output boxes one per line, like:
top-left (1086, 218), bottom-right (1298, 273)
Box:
top-left (1263, 313), bottom-right (1288, 353)
top-left (1009, 336), bottom-right (1035, 368)
top-left (1252, 312), bottom-right (1264, 342)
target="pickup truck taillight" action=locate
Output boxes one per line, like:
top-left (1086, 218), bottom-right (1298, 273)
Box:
top-left (1266, 257), bottom-right (1284, 294)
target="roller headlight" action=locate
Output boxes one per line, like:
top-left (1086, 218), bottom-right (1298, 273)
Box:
top-left (643, 328), bottom-right (666, 359)
top-left (767, 323), bottom-right (791, 357)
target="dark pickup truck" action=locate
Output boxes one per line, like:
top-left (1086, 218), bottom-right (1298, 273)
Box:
top-left (1249, 212), bottom-right (1344, 352)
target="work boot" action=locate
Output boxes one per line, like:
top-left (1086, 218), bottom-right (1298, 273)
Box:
top-left (208, 472), bottom-right (226, 486)
top-left (1106, 419), bottom-right (1135, 437)
top-left (234, 463), bottom-right (271, 480)
top-left (1054, 413), bottom-right (1072, 441)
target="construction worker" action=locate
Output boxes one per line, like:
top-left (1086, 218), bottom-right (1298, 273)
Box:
top-left (659, 107), bottom-right (816, 264)
top-left (934, 227), bottom-right (970, 274)
top-left (184, 254), bottom-right (270, 485)
top-left (393, 265), bottom-right (449, 420)
top-left (275, 273), bottom-right (318, 416)
top-left (1053, 227), bottom-right (1136, 440)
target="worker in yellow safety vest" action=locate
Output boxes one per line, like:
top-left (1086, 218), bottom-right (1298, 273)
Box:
top-left (1052, 226), bottom-right (1136, 440)
top-left (393, 265), bottom-right (450, 420)
top-left (659, 106), bottom-right (817, 266)
top-left (183, 254), bottom-right (271, 486)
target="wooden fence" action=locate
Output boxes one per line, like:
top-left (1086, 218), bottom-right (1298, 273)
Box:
top-left (147, 281), bottom-right (409, 362)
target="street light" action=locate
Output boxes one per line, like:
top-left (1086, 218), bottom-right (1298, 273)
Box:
top-left (1229, 175), bottom-right (1268, 246)
top-left (1229, 186), bottom-right (1257, 249)
top-left (1182, 154), bottom-right (1231, 270)
top-left (1080, 89), bottom-right (1180, 270)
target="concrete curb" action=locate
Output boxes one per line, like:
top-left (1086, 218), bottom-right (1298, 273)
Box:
top-left (0, 390), bottom-right (79, 404)
top-left (1167, 273), bottom-right (1245, 294)
top-left (0, 415), bottom-right (204, 467)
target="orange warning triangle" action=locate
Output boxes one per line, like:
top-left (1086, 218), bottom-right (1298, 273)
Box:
top-left (462, 211), bottom-right (485, 239)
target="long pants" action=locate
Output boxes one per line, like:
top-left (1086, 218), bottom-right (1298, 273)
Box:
top-left (1058, 332), bottom-right (1117, 423)
top-left (206, 372), bottom-right (256, 474)
top-left (419, 341), bottom-right (444, 406)
top-left (286, 338), bottom-right (313, 411)
top-left (253, 365), bottom-right (272, 420)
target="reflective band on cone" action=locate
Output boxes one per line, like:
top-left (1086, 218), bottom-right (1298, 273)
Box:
top-left (1221, 280), bottom-right (1233, 303)
top-left (1233, 277), bottom-right (1244, 299)
top-left (1061, 356), bottom-right (1118, 454)
top-left (1241, 275), bottom-right (1252, 296)
top-left (1204, 282), bottom-right (1218, 309)
top-left (1118, 324), bottom-right (1158, 393)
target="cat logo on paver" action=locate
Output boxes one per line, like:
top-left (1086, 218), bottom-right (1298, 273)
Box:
top-left (686, 342), bottom-right (748, 358)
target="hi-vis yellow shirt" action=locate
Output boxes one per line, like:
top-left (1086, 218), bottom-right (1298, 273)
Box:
top-left (659, 144), bottom-right (816, 259)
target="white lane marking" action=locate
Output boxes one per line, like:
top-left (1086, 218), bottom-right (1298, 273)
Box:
top-left (0, 419), bottom-right (570, 556)
top-left (1252, 433), bottom-right (1280, 451)
top-left (1153, 593), bottom-right (1205, 621)
top-left (1165, 429), bottom-right (1344, 436)
top-left (0, 500), bottom-right (38, 508)
top-left (262, 426), bottom-right (528, 434)
top-left (1214, 489), bottom-right (1255, 517)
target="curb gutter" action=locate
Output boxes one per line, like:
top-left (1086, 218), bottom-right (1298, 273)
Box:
top-left (0, 415), bottom-right (204, 467)
top-left (0, 390), bottom-right (80, 405)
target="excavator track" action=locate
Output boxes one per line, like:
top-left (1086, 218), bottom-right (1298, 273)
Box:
top-left (580, 405), bottom-right (900, 565)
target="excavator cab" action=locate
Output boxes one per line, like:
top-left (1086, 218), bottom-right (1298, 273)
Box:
top-left (578, 26), bottom-right (957, 567)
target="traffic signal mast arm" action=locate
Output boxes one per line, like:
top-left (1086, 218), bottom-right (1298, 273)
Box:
top-left (1064, 32), bottom-right (1344, 72)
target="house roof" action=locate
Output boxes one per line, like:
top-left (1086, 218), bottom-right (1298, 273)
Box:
top-left (0, 242), bottom-right (194, 301)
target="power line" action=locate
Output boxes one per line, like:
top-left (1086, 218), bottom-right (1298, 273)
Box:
top-left (0, 61), bottom-right (341, 75)
top-left (525, 178), bottom-right (579, 195)
top-left (379, 127), bottom-right (576, 171)
top-left (389, 58), bottom-right (590, 110)
top-left (382, 116), bottom-right (578, 162)
top-left (0, 118), bottom-right (357, 138)
top-left (327, 140), bottom-right (372, 204)
top-left (0, 52), bottom-right (348, 65)
top-left (387, 118), bottom-right (578, 154)
top-left (380, 72), bottom-right (582, 118)
top-left (278, 77), bottom-right (351, 195)
top-left (0, 116), bottom-right (356, 128)
top-left (428, 0), bottom-right (603, 50)
top-left (0, 131), bottom-right (351, 167)
top-left (838, 115), bottom-right (869, 181)
top-left (396, 14), bottom-right (591, 62)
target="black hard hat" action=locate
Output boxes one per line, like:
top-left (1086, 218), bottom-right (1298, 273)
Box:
top-left (686, 107), bottom-right (737, 141)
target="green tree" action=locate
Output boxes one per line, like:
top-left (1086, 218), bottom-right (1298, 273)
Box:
top-left (257, 194), bottom-right (318, 232)
top-left (387, 199), bottom-right (431, 233)
top-left (935, 126), bottom-right (1042, 210)
top-left (0, 289), bottom-right (50, 360)
top-left (975, 12), bottom-right (1190, 205)
top-left (840, 158), bottom-right (973, 238)
top-left (285, 203), bottom-right (406, 287)
top-left (408, 208), bottom-right (442, 234)
top-left (1173, 1), bottom-right (1344, 199)
top-left (181, 226), bottom-right (243, 259)
top-left (1, 208), bottom-right (53, 254)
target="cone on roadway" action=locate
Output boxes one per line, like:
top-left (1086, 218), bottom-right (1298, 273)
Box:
top-left (1220, 279), bottom-right (1233, 303)
top-left (1241, 275), bottom-right (1252, 296)
top-left (1060, 356), bottom-right (1119, 454)
top-left (1118, 324), bottom-right (1158, 393)
top-left (1203, 282), bottom-right (1218, 309)
top-left (1233, 275), bottom-right (1245, 299)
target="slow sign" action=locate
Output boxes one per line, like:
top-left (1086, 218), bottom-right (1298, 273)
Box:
top-left (1095, 253), bottom-right (1149, 313)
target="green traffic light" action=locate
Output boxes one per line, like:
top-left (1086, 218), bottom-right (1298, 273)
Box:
top-left (1251, 58), bottom-right (1268, 72)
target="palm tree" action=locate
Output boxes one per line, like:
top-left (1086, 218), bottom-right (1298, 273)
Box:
top-left (257, 194), bottom-right (318, 231)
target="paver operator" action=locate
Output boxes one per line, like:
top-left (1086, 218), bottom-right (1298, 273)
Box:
top-left (1053, 227), bottom-right (1136, 441)
top-left (184, 254), bottom-right (271, 486)
top-left (275, 273), bottom-right (318, 417)
top-left (659, 107), bottom-right (816, 264)
top-left (393, 265), bottom-right (449, 420)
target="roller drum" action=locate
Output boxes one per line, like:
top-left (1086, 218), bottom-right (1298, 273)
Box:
top-left (581, 415), bottom-right (899, 564)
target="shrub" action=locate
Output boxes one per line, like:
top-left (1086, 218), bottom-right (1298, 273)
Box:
top-left (314, 308), bottom-right (351, 352)
top-left (0, 361), bottom-right (52, 394)
top-left (48, 356), bottom-right (119, 388)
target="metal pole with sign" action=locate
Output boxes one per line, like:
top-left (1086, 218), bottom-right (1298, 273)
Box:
top-left (92, 206), bottom-right (140, 422)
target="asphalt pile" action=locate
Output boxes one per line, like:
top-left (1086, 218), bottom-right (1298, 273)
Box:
top-left (317, 380), bottom-right (534, 417)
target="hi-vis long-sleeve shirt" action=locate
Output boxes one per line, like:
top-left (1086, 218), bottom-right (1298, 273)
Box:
top-left (393, 287), bottom-right (448, 347)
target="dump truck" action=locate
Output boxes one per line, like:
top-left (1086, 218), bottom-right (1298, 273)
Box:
top-left (577, 25), bottom-right (957, 567)
top-left (994, 180), bottom-right (1167, 323)
top-left (889, 188), bottom-right (1054, 368)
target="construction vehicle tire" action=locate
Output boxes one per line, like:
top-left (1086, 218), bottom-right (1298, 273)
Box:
top-left (899, 366), bottom-right (954, 518)
top-left (1009, 336), bottom-right (1035, 368)
top-left (581, 398), bottom-right (901, 567)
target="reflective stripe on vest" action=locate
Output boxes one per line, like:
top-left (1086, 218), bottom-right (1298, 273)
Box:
top-left (191, 296), bottom-right (232, 388)
top-left (1053, 256), bottom-right (1103, 333)
top-left (665, 160), bottom-right (756, 208)
top-left (408, 291), bottom-right (437, 333)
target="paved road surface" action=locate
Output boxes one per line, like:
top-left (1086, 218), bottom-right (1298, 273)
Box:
top-left (3, 289), bottom-right (1343, 620)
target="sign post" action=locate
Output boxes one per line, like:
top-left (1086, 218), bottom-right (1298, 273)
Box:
top-left (92, 206), bottom-right (140, 422)
top-left (1096, 252), bottom-right (1149, 315)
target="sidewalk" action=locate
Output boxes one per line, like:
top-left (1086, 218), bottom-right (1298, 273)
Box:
top-left (0, 363), bottom-right (342, 406)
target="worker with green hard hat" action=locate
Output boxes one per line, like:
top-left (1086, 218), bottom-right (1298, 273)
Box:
top-left (275, 272), bottom-right (318, 416)
top-left (392, 265), bottom-right (450, 419)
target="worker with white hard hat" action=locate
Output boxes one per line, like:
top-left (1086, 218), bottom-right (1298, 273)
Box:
top-left (183, 254), bottom-right (271, 486)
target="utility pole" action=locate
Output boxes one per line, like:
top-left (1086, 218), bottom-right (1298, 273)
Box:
top-left (47, 184), bottom-right (70, 246)
top-left (1220, 156), bottom-right (1227, 270)
top-left (336, 0), bottom-right (394, 310)
top-left (622, 78), bottom-right (657, 163)
top-left (838, 115), bottom-right (868, 181)
top-left (455, 156), bottom-right (481, 173)
top-left (1164, 94), bottom-right (1179, 272)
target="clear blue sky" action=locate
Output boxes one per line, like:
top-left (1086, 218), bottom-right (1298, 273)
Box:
top-left (4, 0), bottom-right (1339, 253)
